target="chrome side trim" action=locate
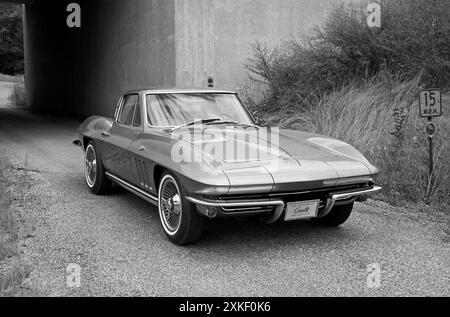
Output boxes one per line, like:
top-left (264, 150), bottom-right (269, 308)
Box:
top-left (186, 196), bottom-right (285, 223)
top-left (318, 186), bottom-right (382, 218)
top-left (105, 172), bottom-right (158, 206)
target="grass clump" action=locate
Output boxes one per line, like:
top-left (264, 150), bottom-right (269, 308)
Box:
top-left (0, 160), bottom-right (31, 296)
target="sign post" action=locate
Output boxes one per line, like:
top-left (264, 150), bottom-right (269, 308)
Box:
top-left (419, 89), bottom-right (442, 182)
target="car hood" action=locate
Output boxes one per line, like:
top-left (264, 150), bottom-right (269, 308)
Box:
top-left (173, 126), bottom-right (338, 160)
top-left (171, 126), bottom-right (378, 192)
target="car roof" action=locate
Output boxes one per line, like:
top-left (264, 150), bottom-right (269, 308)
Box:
top-left (124, 87), bottom-right (237, 95)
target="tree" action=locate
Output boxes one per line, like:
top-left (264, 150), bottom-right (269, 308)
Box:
top-left (0, 4), bottom-right (24, 75)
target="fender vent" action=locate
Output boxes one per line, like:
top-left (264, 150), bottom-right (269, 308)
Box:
top-left (135, 159), bottom-right (152, 191)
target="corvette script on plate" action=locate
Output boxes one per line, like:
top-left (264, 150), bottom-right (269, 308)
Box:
top-left (284, 200), bottom-right (320, 221)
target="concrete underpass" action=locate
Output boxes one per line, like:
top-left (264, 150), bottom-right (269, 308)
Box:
top-left (3, 0), bottom-right (340, 117)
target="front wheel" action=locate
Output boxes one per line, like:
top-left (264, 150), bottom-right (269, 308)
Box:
top-left (84, 141), bottom-right (111, 195)
top-left (314, 203), bottom-right (354, 227)
top-left (158, 172), bottom-right (205, 245)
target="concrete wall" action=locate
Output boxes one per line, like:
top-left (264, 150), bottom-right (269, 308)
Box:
top-left (23, 0), bottom-right (344, 117)
top-left (174, 0), bottom-right (343, 88)
top-left (24, 0), bottom-right (175, 117)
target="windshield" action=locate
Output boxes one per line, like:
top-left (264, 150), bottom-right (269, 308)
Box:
top-left (145, 93), bottom-right (254, 127)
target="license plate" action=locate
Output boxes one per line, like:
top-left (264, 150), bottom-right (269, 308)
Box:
top-left (284, 200), bottom-right (319, 221)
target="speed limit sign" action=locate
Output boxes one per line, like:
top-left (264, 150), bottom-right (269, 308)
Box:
top-left (419, 89), bottom-right (442, 117)
top-left (419, 89), bottom-right (443, 184)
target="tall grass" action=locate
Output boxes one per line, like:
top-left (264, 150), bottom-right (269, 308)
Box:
top-left (279, 74), bottom-right (417, 155)
top-left (0, 163), bottom-right (15, 261)
top-left (0, 160), bottom-right (30, 295)
top-left (270, 75), bottom-right (449, 206)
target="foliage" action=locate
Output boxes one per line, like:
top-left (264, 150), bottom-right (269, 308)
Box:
top-left (271, 74), bottom-right (449, 206)
top-left (0, 4), bottom-right (24, 75)
top-left (244, 0), bottom-right (450, 207)
top-left (247, 0), bottom-right (450, 113)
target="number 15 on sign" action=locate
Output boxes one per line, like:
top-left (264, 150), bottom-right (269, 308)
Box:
top-left (420, 90), bottom-right (442, 118)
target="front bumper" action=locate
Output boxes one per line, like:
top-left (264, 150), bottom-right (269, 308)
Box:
top-left (187, 185), bottom-right (382, 223)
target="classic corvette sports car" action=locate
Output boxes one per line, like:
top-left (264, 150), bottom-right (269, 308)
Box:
top-left (74, 88), bottom-right (381, 245)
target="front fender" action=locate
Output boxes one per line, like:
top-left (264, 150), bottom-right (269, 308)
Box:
top-left (307, 137), bottom-right (379, 175)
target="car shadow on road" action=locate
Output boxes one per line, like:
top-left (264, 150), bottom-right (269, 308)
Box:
top-left (110, 184), bottom-right (356, 250)
top-left (201, 217), bottom-right (346, 246)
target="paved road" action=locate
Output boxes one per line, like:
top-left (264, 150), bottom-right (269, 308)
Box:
top-left (0, 107), bottom-right (448, 297)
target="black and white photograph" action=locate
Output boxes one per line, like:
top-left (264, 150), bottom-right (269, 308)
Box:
top-left (0, 0), bottom-right (448, 301)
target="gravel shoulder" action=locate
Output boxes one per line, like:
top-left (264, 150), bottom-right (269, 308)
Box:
top-left (0, 108), bottom-right (448, 297)
top-left (0, 160), bottom-right (40, 296)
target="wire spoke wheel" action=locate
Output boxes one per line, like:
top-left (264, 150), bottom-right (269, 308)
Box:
top-left (85, 145), bottom-right (97, 188)
top-left (159, 176), bottom-right (182, 234)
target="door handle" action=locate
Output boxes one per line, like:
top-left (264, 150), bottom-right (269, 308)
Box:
top-left (139, 146), bottom-right (146, 152)
top-left (101, 132), bottom-right (111, 138)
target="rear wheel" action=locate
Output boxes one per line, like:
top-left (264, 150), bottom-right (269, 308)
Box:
top-left (314, 203), bottom-right (354, 227)
top-left (84, 141), bottom-right (111, 195)
top-left (158, 172), bottom-right (205, 245)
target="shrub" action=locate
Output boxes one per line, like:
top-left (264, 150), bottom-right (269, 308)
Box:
top-left (0, 4), bottom-right (24, 75)
top-left (316, 0), bottom-right (450, 88)
top-left (247, 0), bottom-right (450, 113)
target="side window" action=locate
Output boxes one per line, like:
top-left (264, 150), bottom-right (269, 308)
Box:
top-left (118, 95), bottom-right (138, 125)
top-left (114, 97), bottom-right (122, 120)
top-left (133, 102), bottom-right (142, 127)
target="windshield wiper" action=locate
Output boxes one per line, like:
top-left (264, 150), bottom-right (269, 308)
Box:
top-left (169, 118), bottom-right (221, 133)
top-left (204, 120), bottom-right (259, 129)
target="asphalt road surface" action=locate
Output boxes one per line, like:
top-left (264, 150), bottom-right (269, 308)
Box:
top-left (0, 107), bottom-right (448, 297)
